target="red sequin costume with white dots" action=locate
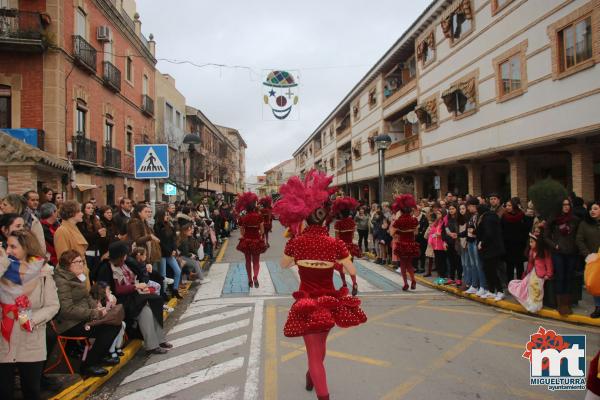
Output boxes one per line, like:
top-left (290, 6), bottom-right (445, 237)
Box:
top-left (283, 225), bottom-right (367, 337)
top-left (392, 214), bottom-right (420, 258)
top-left (334, 217), bottom-right (362, 258)
top-left (236, 212), bottom-right (267, 254)
top-left (259, 207), bottom-right (272, 233)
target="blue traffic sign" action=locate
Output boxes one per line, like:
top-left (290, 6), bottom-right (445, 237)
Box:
top-left (164, 183), bottom-right (177, 196)
top-left (134, 144), bottom-right (169, 179)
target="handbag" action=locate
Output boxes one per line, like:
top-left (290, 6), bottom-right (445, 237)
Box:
top-left (584, 251), bottom-right (600, 297)
top-left (86, 304), bottom-right (125, 327)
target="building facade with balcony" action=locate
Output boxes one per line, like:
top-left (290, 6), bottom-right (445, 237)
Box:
top-left (261, 158), bottom-right (295, 195)
top-left (217, 125), bottom-right (247, 195)
top-left (293, 0), bottom-right (600, 203)
top-left (185, 106), bottom-right (243, 201)
top-left (0, 0), bottom-right (156, 204)
top-left (155, 72), bottom-right (186, 201)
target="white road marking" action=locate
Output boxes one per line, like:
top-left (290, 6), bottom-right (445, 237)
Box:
top-left (194, 263), bottom-right (230, 301)
top-left (121, 335), bottom-right (248, 385)
top-left (179, 304), bottom-right (230, 321)
top-left (169, 307), bottom-right (252, 334)
top-left (243, 299), bottom-right (263, 400)
top-left (199, 386), bottom-right (240, 400)
top-left (189, 296), bottom-right (287, 305)
top-left (118, 357), bottom-right (244, 400)
top-left (351, 274), bottom-right (380, 292)
top-left (250, 262), bottom-right (276, 296)
top-left (359, 259), bottom-right (433, 292)
top-left (169, 318), bottom-right (250, 347)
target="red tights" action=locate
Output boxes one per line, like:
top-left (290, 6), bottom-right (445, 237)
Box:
top-left (244, 253), bottom-right (260, 281)
top-left (264, 231), bottom-right (269, 245)
top-left (400, 257), bottom-right (415, 286)
top-left (303, 331), bottom-right (329, 397)
top-left (335, 264), bottom-right (357, 288)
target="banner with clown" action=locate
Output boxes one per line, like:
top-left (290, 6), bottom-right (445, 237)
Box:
top-left (262, 70), bottom-right (300, 121)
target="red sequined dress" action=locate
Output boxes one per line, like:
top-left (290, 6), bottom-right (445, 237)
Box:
top-left (334, 217), bottom-right (362, 258)
top-left (236, 212), bottom-right (267, 254)
top-left (392, 214), bottom-right (420, 258)
top-left (260, 208), bottom-right (273, 233)
top-left (283, 225), bottom-right (367, 337)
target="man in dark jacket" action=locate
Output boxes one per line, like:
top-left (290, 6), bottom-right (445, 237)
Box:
top-left (113, 198), bottom-right (133, 237)
top-left (476, 204), bottom-right (506, 301)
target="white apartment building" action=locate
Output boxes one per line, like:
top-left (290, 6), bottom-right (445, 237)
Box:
top-left (293, 0), bottom-right (600, 203)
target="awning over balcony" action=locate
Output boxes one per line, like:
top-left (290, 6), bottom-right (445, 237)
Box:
top-left (0, 130), bottom-right (70, 171)
top-left (441, 77), bottom-right (476, 113)
top-left (440, 0), bottom-right (473, 39)
top-left (415, 98), bottom-right (438, 124)
top-left (75, 184), bottom-right (97, 192)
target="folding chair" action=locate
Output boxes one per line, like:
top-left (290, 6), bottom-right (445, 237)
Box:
top-left (44, 321), bottom-right (91, 375)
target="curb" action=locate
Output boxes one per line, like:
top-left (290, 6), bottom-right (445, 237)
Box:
top-left (364, 254), bottom-right (600, 328)
top-left (50, 282), bottom-right (192, 400)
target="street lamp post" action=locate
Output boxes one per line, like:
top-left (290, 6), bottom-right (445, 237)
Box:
top-left (182, 133), bottom-right (202, 200)
top-left (375, 133), bottom-right (392, 204)
top-left (343, 153), bottom-right (350, 197)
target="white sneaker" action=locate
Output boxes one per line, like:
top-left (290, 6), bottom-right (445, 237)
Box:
top-left (465, 286), bottom-right (477, 294)
top-left (163, 305), bottom-right (174, 313)
top-left (475, 287), bottom-right (486, 297)
top-left (482, 291), bottom-right (495, 299)
top-left (493, 292), bottom-right (505, 301)
top-left (164, 277), bottom-right (175, 285)
top-left (394, 267), bottom-right (401, 273)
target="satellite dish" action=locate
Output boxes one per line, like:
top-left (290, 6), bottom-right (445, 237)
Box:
top-left (405, 111), bottom-right (418, 124)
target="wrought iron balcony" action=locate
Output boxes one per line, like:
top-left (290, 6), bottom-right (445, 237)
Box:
top-left (73, 35), bottom-right (97, 73)
top-left (72, 135), bottom-right (97, 164)
top-left (0, 9), bottom-right (46, 52)
top-left (103, 146), bottom-right (121, 170)
top-left (102, 61), bottom-right (121, 92)
top-left (141, 95), bottom-right (154, 116)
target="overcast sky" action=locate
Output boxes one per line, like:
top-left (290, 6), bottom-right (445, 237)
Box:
top-left (136, 0), bottom-right (431, 178)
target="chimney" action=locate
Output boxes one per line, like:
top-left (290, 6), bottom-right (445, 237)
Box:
top-left (133, 12), bottom-right (141, 36)
top-left (148, 33), bottom-right (155, 57)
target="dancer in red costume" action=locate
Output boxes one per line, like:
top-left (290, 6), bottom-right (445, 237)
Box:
top-left (235, 192), bottom-right (267, 288)
top-left (332, 197), bottom-right (361, 291)
top-left (390, 194), bottom-right (420, 291)
top-left (258, 196), bottom-right (273, 248)
top-left (274, 170), bottom-right (367, 400)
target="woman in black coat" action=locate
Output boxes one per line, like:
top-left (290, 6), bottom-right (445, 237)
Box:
top-left (153, 208), bottom-right (183, 299)
top-left (501, 198), bottom-right (530, 282)
top-left (477, 205), bottom-right (506, 300)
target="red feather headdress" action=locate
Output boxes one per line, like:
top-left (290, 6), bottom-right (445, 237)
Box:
top-left (331, 196), bottom-right (359, 216)
top-left (258, 195), bottom-right (272, 208)
top-left (273, 169), bottom-right (334, 236)
top-left (235, 192), bottom-right (258, 213)
top-left (391, 194), bottom-right (417, 213)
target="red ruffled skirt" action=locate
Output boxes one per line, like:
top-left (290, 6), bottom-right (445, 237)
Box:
top-left (236, 237), bottom-right (267, 254)
top-left (393, 240), bottom-right (420, 258)
top-left (283, 287), bottom-right (368, 337)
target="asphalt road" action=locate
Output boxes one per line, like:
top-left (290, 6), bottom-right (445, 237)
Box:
top-left (93, 222), bottom-right (600, 400)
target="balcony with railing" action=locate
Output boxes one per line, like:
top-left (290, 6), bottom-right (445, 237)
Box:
top-left (141, 94), bottom-right (154, 116)
top-left (73, 35), bottom-right (97, 73)
top-left (0, 9), bottom-right (46, 52)
top-left (103, 146), bottom-right (121, 170)
top-left (383, 52), bottom-right (417, 107)
top-left (72, 135), bottom-right (97, 165)
top-left (335, 113), bottom-right (351, 138)
top-left (102, 61), bottom-right (121, 92)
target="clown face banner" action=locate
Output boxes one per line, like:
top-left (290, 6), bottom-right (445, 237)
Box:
top-left (262, 70), bottom-right (300, 121)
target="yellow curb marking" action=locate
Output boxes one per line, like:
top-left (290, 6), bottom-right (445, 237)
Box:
top-left (380, 313), bottom-right (510, 400)
top-left (215, 238), bottom-right (228, 263)
top-left (280, 299), bottom-right (429, 363)
top-left (264, 304), bottom-right (278, 400)
top-left (280, 340), bottom-right (391, 367)
top-left (415, 303), bottom-right (497, 317)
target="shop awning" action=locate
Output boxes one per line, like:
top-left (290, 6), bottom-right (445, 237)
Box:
top-left (75, 184), bottom-right (98, 191)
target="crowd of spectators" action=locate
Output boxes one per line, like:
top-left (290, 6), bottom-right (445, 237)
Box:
top-left (363, 191), bottom-right (600, 319)
top-left (0, 188), bottom-right (237, 399)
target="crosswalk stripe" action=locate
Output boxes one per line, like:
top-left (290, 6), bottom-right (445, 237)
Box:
top-left (265, 261), bottom-right (298, 294)
top-left (179, 304), bottom-right (230, 321)
top-left (243, 299), bottom-right (263, 400)
top-left (169, 318), bottom-right (250, 347)
top-left (121, 335), bottom-right (248, 385)
top-left (333, 270), bottom-right (380, 292)
top-left (357, 259), bottom-right (433, 291)
top-left (200, 386), bottom-right (240, 400)
top-left (223, 263), bottom-right (250, 296)
top-left (250, 262), bottom-right (276, 296)
top-left (354, 260), bottom-right (404, 291)
top-left (194, 263), bottom-right (230, 301)
top-left (169, 307), bottom-right (252, 334)
top-left (118, 357), bottom-right (245, 400)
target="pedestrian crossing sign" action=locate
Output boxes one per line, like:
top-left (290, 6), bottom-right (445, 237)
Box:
top-left (134, 144), bottom-right (169, 179)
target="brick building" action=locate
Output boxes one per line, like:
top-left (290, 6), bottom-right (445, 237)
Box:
top-left (0, 0), bottom-right (156, 204)
top-left (293, 0), bottom-right (600, 203)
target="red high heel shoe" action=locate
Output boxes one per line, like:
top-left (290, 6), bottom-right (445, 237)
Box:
top-left (317, 395), bottom-right (329, 400)
top-left (402, 283), bottom-right (409, 291)
top-left (305, 371), bottom-right (313, 391)
top-left (411, 281), bottom-right (416, 290)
